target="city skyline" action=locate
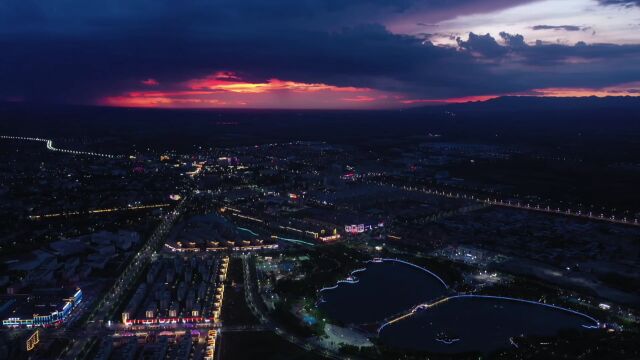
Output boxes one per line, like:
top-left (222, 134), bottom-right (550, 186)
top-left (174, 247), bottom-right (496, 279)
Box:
top-left (1, 2), bottom-right (639, 359)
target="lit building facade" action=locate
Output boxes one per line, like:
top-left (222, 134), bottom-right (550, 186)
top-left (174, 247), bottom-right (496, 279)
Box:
top-left (2, 288), bottom-right (83, 328)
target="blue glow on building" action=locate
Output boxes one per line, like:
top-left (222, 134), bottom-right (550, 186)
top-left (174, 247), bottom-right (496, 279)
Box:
top-left (2, 288), bottom-right (83, 328)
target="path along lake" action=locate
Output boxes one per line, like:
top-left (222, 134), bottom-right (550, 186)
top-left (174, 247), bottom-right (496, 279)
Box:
top-left (317, 259), bottom-right (448, 324)
top-left (319, 259), bottom-right (599, 353)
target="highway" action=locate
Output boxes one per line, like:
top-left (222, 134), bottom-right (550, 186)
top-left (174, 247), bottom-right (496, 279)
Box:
top-left (366, 180), bottom-right (639, 227)
top-left (29, 203), bottom-right (171, 220)
top-left (1, 135), bottom-right (121, 158)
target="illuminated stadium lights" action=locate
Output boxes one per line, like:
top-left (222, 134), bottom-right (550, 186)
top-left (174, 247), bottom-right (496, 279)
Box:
top-left (0, 135), bottom-right (121, 158)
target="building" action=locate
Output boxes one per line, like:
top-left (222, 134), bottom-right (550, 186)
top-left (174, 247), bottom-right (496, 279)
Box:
top-left (2, 288), bottom-right (82, 328)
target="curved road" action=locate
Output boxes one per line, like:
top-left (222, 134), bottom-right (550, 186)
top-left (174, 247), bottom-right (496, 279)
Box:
top-left (1, 135), bottom-right (121, 158)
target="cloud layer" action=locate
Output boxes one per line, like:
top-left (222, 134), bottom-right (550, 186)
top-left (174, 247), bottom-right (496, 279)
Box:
top-left (1, 0), bottom-right (639, 107)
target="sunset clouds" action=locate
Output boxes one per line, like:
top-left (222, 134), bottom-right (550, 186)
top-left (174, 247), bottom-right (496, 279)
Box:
top-left (1, 0), bottom-right (639, 108)
top-left (103, 72), bottom-right (396, 109)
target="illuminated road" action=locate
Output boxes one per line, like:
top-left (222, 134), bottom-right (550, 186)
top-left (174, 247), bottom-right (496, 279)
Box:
top-left (1, 135), bottom-right (121, 158)
top-left (270, 235), bottom-right (315, 247)
top-left (368, 181), bottom-right (639, 227)
top-left (232, 218), bottom-right (316, 247)
top-left (29, 203), bottom-right (171, 220)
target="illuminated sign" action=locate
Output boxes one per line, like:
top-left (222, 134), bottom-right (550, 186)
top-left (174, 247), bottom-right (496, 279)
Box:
top-left (344, 222), bottom-right (384, 234)
top-left (26, 330), bottom-right (40, 351)
top-left (340, 172), bottom-right (357, 180)
top-left (345, 224), bottom-right (366, 233)
top-left (205, 330), bottom-right (217, 360)
top-left (319, 234), bottom-right (340, 242)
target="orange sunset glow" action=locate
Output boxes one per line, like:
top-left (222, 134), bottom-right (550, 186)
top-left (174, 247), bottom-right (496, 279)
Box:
top-left (101, 72), bottom-right (640, 109)
top-left (529, 83), bottom-right (640, 98)
top-left (101, 72), bottom-right (396, 109)
top-left (186, 72), bottom-right (369, 94)
top-left (401, 95), bottom-right (500, 105)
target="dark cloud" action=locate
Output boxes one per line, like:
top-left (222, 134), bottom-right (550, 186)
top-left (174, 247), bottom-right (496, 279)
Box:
top-left (598, 0), bottom-right (640, 7)
top-left (499, 32), bottom-right (526, 48)
top-left (0, 0), bottom-right (531, 34)
top-left (459, 31), bottom-right (640, 64)
top-left (457, 33), bottom-right (508, 57)
top-left (532, 25), bottom-right (590, 31)
top-left (0, 1), bottom-right (639, 104)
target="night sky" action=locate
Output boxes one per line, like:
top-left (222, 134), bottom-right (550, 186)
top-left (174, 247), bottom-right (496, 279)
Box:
top-left (1, 0), bottom-right (640, 109)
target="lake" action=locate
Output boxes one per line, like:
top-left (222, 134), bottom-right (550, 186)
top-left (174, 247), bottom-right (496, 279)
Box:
top-left (317, 259), bottom-right (449, 324)
top-left (318, 258), bottom-right (599, 354)
top-left (379, 294), bottom-right (599, 353)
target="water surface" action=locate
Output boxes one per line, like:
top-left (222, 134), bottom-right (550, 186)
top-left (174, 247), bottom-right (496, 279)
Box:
top-left (379, 295), bottom-right (599, 354)
top-left (318, 259), bottom-right (449, 324)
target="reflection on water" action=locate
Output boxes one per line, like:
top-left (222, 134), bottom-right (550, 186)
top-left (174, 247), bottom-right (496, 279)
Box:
top-left (379, 295), bottom-right (599, 353)
top-left (318, 259), bottom-right (449, 324)
top-left (318, 258), bottom-right (599, 354)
